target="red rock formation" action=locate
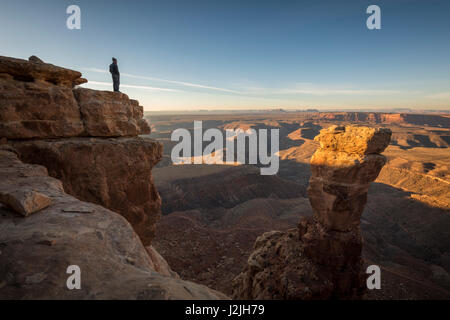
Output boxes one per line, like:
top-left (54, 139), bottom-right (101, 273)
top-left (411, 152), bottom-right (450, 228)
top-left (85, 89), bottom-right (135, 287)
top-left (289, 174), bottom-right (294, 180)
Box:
top-left (0, 55), bottom-right (230, 299)
top-left (0, 56), bottom-right (150, 139)
top-left (73, 88), bottom-right (151, 137)
top-left (0, 55), bottom-right (160, 245)
top-left (309, 126), bottom-right (391, 231)
top-left (0, 74), bottom-right (85, 139)
top-left (0, 148), bottom-right (227, 299)
top-left (232, 125), bottom-right (391, 299)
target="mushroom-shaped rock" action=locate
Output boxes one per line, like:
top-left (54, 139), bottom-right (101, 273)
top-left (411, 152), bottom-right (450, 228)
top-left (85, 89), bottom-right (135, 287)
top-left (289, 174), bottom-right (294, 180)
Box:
top-left (232, 125), bottom-right (391, 300)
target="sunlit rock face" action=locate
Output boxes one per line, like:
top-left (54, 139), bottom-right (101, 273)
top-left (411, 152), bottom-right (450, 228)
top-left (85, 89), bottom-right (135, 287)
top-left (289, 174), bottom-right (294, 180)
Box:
top-left (233, 125), bottom-right (391, 300)
top-left (73, 88), bottom-right (151, 137)
top-left (0, 56), bottom-right (149, 139)
top-left (0, 55), bottom-right (159, 245)
top-left (308, 125), bottom-right (392, 231)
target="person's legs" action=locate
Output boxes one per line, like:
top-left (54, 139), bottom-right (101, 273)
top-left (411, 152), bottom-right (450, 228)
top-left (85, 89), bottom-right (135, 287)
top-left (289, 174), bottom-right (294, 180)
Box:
top-left (112, 75), bottom-right (120, 92)
top-left (112, 75), bottom-right (116, 91)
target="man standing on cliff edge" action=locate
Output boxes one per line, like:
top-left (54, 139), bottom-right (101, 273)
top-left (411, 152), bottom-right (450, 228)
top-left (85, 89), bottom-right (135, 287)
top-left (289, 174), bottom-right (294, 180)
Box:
top-left (109, 57), bottom-right (120, 92)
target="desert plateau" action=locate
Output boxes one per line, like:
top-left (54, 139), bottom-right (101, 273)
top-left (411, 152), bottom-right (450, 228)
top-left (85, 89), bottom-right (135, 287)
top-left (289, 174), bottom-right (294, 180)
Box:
top-left (1, 0), bottom-right (450, 306)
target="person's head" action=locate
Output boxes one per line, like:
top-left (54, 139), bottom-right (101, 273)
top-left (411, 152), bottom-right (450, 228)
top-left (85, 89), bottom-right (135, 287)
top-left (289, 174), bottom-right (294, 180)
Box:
top-left (112, 57), bottom-right (117, 64)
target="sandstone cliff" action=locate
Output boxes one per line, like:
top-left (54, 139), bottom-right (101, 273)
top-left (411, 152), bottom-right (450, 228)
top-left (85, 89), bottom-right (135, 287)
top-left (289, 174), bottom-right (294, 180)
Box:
top-left (0, 55), bottom-right (160, 245)
top-left (232, 125), bottom-right (391, 299)
top-left (0, 55), bottom-right (230, 299)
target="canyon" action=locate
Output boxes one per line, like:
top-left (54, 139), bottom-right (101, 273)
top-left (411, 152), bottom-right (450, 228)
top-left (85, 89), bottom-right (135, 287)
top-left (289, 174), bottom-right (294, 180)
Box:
top-left (147, 111), bottom-right (450, 299)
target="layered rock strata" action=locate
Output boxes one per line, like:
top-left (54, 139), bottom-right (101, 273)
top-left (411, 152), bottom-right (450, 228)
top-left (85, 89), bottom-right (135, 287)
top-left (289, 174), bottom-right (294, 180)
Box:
top-left (0, 55), bottom-right (159, 245)
top-left (232, 125), bottom-right (391, 299)
top-left (0, 56), bottom-right (150, 139)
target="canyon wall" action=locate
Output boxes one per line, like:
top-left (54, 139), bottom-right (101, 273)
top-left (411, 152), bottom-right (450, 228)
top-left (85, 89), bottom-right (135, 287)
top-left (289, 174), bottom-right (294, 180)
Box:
top-left (0, 56), bottom-right (161, 245)
top-left (232, 125), bottom-right (391, 299)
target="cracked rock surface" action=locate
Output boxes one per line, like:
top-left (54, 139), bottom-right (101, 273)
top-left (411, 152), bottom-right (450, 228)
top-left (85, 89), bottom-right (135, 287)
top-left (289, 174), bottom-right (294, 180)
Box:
top-left (0, 149), bottom-right (228, 299)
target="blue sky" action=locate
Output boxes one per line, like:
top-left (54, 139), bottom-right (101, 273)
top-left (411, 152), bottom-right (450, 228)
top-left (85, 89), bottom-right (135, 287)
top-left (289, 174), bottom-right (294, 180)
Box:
top-left (1, 0), bottom-right (449, 110)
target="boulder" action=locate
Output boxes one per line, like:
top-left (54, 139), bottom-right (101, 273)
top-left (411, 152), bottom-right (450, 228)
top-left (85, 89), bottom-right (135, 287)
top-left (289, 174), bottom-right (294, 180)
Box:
top-left (314, 125), bottom-right (391, 155)
top-left (0, 55), bottom-right (85, 88)
top-left (0, 189), bottom-right (51, 217)
top-left (0, 147), bottom-right (52, 216)
top-left (28, 56), bottom-right (44, 64)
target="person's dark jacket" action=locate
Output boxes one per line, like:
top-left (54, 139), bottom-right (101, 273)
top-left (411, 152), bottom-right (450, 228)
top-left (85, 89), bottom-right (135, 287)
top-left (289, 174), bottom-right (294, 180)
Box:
top-left (109, 63), bottom-right (119, 75)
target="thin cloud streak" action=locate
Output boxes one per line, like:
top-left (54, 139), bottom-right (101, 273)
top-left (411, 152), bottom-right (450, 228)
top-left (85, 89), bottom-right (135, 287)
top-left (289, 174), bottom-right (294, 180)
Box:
top-left (82, 68), bottom-right (409, 97)
top-left (83, 68), bottom-right (240, 94)
top-left (85, 81), bottom-right (183, 92)
top-left (122, 73), bottom-right (241, 94)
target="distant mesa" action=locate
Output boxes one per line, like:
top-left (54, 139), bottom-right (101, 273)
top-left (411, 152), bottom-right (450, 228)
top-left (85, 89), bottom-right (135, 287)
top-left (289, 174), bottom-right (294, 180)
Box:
top-left (311, 112), bottom-right (450, 127)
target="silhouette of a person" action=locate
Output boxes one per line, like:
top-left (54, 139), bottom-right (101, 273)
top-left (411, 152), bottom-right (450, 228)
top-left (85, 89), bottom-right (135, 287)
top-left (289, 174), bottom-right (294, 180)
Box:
top-left (109, 57), bottom-right (120, 92)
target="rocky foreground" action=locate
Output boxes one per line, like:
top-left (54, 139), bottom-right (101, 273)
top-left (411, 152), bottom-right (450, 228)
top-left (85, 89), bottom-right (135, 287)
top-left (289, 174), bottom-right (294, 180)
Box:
top-left (0, 148), bottom-right (226, 299)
